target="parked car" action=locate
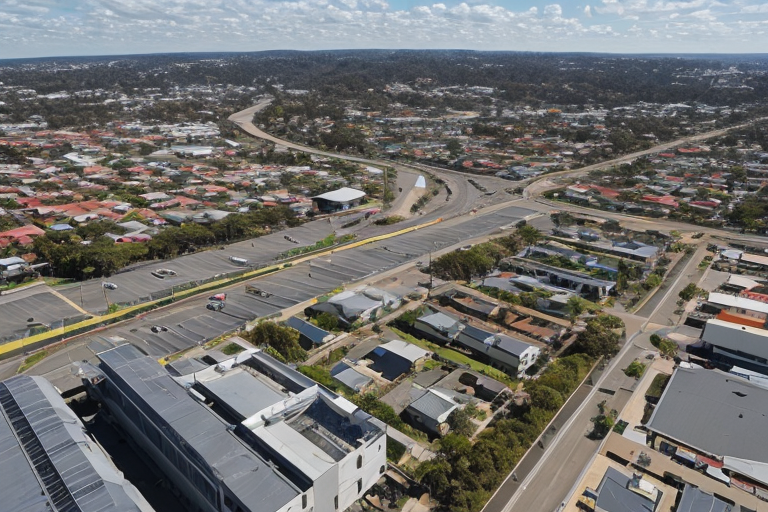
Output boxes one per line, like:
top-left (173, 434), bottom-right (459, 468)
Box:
top-left (206, 301), bottom-right (225, 311)
top-left (103, 282), bottom-right (118, 290)
top-left (208, 293), bottom-right (227, 302)
top-left (152, 268), bottom-right (177, 278)
top-left (150, 325), bottom-right (168, 333)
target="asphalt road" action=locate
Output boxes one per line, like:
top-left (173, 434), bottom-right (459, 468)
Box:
top-left (4, 203), bottom-right (535, 389)
top-left (484, 235), bottom-right (710, 512)
top-left (522, 116), bottom-right (768, 199)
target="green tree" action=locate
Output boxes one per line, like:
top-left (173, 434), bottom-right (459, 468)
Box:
top-left (526, 383), bottom-right (564, 412)
top-left (315, 312), bottom-right (339, 331)
top-left (678, 283), bottom-right (703, 302)
top-left (448, 407), bottom-right (476, 437)
top-left (566, 296), bottom-right (586, 324)
top-left (572, 315), bottom-right (622, 358)
top-left (643, 273), bottom-right (662, 290)
top-left (246, 322), bottom-right (306, 362)
top-left (516, 224), bottom-right (541, 247)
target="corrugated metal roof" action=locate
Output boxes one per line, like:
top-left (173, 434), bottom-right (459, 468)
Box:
top-left (311, 187), bottom-right (366, 203)
top-left (97, 344), bottom-right (300, 512)
top-left (708, 293), bottom-right (768, 315)
top-left (677, 484), bottom-right (732, 512)
top-left (286, 316), bottom-right (331, 344)
top-left (0, 374), bottom-right (151, 512)
top-left (493, 334), bottom-right (534, 357)
top-left (331, 362), bottom-right (372, 391)
top-left (647, 367), bottom-right (768, 473)
top-left (417, 312), bottom-right (460, 331)
top-left (595, 467), bottom-right (657, 512)
top-left (408, 389), bottom-right (457, 421)
top-left (378, 339), bottom-right (429, 363)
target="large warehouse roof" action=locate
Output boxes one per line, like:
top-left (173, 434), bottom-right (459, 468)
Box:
top-left (97, 344), bottom-right (301, 512)
top-left (647, 367), bottom-right (768, 478)
top-left (0, 374), bottom-right (153, 512)
top-left (701, 318), bottom-right (768, 362)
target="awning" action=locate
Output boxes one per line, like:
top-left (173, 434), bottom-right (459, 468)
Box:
top-left (674, 446), bottom-right (697, 464)
top-left (705, 466), bottom-right (730, 484)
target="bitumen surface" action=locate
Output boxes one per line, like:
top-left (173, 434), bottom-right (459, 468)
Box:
top-left (9, 203), bottom-right (534, 392)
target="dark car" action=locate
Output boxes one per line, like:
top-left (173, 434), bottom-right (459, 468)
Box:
top-left (150, 325), bottom-right (168, 333)
top-left (206, 301), bottom-right (225, 311)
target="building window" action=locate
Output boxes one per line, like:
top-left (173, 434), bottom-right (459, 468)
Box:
top-left (357, 479), bottom-right (363, 493)
top-left (334, 496), bottom-right (339, 510)
top-left (302, 495), bottom-right (307, 509)
top-left (380, 465), bottom-right (385, 474)
top-left (224, 496), bottom-right (233, 509)
top-left (357, 455), bottom-right (363, 468)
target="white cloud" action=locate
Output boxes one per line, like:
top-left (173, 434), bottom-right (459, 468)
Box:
top-left (0, 0), bottom-right (763, 58)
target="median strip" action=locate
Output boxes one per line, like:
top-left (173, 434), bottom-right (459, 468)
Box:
top-left (0, 217), bottom-right (443, 360)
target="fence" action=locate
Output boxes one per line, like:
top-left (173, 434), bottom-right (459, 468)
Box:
top-left (0, 217), bottom-right (444, 360)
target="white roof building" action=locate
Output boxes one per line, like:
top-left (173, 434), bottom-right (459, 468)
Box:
top-left (707, 292), bottom-right (768, 318)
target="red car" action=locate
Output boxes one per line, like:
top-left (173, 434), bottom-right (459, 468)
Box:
top-left (208, 293), bottom-right (227, 302)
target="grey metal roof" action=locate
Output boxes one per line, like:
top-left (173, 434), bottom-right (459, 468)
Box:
top-left (311, 187), bottom-right (366, 203)
top-left (417, 312), bottom-right (460, 331)
top-left (197, 368), bottom-right (287, 420)
top-left (377, 339), bottom-right (429, 363)
top-left (0, 374), bottom-right (152, 512)
top-left (595, 467), bottom-right (656, 512)
top-left (677, 484), bottom-right (732, 512)
top-left (286, 316), bottom-right (331, 344)
top-left (408, 389), bottom-right (457, 421)
top-left (331, 362), bottom-right (372, 391)
top-left (493, 334), bottom-right (534, 357)
top-left (97, 344), bottom-right (300, 512)
top-left (646, 367), bottom-right (768, 464)
top-left (460, 324), bottom-right (494, 343)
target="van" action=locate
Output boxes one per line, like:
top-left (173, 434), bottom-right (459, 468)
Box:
top-left (229, 256), bottom-right (249, 266)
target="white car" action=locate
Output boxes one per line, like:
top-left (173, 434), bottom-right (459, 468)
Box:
top-left (103, 282), bottom-right (118, 290)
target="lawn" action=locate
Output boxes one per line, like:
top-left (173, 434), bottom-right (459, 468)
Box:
top-left (17, 351), bottom-right (48, 373)
top-left (390, 327), bottom-right (516, 387)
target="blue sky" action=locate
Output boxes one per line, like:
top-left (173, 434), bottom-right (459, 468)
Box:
top-left (0, 0), bottom-right (766, 59)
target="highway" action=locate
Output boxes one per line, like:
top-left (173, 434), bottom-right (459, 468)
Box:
top-left (1, 202), bottom-right (536, 388)
top-left (3, 100), bottom-right (766, 511)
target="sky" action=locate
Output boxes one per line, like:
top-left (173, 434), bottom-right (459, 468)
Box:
top-left (0, 0), bottom-right (766, 59)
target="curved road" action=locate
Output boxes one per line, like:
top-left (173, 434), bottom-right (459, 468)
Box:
top-left (228, 101), bottom-right (513, 220)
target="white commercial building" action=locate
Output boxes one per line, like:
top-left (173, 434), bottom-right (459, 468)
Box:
top-left (82, 344), bottom-right (386, 512)
top-left (701, 318), bottom-right (768, 369)
top-left (706, 292), bottom-right (768, 321)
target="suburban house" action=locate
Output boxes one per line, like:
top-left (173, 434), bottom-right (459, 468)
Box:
top-left (412, 311), bottom-right (464, 344)
top-left (305, 287), bottom-right (400, 328)
top-left (286, 316), bottom-right (334, 350)
top-left (331, 361), bottom-right (374, 392)
top-left (454, 324), bottom-right (540, 377)
top-left (366, 339), bottom-right (431, 381)
top-left (402, 388), bottom-right (460, 437)
top-left (589, 467), bottom-right (662, 512)
top-left (502, 258), bottom-right (615, 300)
top-left (439, 290), bottom-right (500, 320)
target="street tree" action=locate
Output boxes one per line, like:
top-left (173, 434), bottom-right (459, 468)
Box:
top-left (246, 321), bottom-right (306, 362)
